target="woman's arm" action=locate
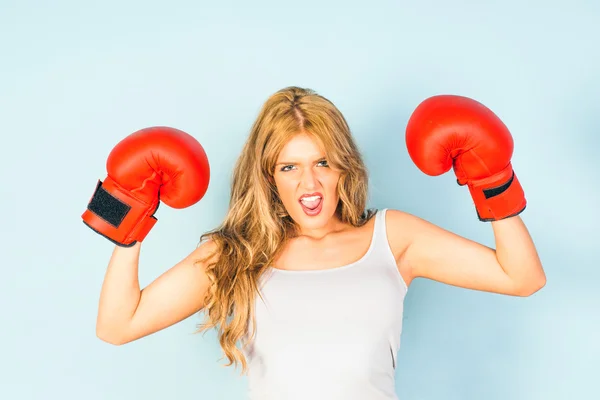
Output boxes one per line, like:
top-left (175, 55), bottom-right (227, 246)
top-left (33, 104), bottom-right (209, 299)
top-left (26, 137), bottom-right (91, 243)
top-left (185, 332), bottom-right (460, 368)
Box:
top-left (96, 240), bottom-right (217, 345)
top-left (387, 210), bottom-right (546, 296)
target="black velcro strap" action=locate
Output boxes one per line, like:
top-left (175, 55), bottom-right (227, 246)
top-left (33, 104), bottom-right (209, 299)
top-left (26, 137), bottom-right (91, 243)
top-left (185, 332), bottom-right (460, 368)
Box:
top-left (482, 172), bottom-right (514, 199)
top-left (87, 180), bottom-right (131, 228)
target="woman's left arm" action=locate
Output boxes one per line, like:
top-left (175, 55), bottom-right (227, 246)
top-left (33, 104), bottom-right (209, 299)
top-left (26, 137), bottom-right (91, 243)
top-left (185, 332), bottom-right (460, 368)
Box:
top-left (392, 210), bottom-right (546, 297)
top-left (399, 94), bottom-right (547, 296)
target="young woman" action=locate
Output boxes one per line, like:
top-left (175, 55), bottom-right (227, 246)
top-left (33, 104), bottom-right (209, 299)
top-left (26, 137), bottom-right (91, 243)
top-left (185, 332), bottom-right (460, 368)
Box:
top-left (84, 86), bottom-right (546, 400)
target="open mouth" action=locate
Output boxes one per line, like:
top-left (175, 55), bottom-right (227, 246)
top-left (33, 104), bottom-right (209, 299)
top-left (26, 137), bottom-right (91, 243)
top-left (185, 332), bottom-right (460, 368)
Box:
top-left (299, 193), bottom-right (323, 216)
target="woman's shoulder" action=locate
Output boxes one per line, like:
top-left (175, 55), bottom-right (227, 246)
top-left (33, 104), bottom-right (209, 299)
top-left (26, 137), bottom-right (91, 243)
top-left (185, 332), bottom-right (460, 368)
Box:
top-left (190, 234), bottom-right (221, 265)
top-left (383, 208), bottom-right (424, 227)
top-left (380, 208), bottom-right (426, 259)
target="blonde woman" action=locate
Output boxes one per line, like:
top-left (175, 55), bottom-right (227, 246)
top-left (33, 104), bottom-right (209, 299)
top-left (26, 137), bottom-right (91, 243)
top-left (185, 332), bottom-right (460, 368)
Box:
top-left (84, 86), bottom-right (546, 400)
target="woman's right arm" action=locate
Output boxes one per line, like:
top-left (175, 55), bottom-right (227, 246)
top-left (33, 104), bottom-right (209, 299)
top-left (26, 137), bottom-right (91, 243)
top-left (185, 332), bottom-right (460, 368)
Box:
top-left (95, 239), bottom-right (217, 345)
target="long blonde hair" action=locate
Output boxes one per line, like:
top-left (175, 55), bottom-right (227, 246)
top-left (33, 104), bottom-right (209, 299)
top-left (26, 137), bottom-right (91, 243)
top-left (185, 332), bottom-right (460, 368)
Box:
top-left (196, 86), bottom-right (374, 373)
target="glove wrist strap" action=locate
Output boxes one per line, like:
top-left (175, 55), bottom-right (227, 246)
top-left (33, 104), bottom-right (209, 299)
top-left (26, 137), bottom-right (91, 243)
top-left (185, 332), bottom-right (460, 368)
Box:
top-left (81, 177), bottom-right (158, 246)
top-left (466, 163), bottom-right (527, 222)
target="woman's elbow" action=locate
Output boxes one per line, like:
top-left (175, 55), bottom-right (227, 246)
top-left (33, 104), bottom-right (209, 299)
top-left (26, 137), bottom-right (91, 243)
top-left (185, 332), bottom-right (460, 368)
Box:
top-left (96, 324), bottom-right (129, 346)
top-left (516, 275), bottom-right (547, 297)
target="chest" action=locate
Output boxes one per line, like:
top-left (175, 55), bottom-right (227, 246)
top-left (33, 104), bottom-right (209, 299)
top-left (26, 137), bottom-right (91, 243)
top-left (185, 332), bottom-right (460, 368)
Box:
top-left (274, 224), bottom-right (374, 272)
top-left (253, 264), bottom-right (405, 337)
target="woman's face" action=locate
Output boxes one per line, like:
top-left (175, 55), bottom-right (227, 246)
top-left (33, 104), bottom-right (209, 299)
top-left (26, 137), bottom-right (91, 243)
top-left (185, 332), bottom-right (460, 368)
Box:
top-left (272, 133), bottom-right (342, 235)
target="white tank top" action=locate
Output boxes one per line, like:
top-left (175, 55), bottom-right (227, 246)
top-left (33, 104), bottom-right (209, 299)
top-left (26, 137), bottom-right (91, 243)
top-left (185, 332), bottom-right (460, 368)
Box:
top-left (244, 208), bottom-right (408, 400)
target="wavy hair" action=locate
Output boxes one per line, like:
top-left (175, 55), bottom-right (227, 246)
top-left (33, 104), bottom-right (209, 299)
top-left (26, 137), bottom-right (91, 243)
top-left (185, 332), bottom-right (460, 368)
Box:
top-left (195, 86), bottom-right (374, 373)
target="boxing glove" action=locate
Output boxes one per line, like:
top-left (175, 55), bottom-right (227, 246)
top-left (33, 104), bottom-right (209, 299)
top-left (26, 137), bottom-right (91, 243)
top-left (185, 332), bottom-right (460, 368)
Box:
top-left (82, 126), bottom-right (210, 246)
top-left (405, 95), bottom-right (526, 221)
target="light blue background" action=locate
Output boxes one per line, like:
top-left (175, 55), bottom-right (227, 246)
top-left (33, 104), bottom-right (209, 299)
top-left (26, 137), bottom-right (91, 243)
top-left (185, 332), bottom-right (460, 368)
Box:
top-left (2, 0), bottom-right (598, 399)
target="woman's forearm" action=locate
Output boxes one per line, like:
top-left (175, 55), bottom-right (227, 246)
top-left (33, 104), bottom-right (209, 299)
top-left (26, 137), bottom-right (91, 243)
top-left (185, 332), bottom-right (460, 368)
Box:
top-left (492, 215), bottom-right (546, 295)
top-left (96, 242), bottom-right (143, 343)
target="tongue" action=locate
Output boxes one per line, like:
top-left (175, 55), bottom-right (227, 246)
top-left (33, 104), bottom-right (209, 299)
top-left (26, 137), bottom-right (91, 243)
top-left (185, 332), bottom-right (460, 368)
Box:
top-left (301, 199), bottom-right (321, 210)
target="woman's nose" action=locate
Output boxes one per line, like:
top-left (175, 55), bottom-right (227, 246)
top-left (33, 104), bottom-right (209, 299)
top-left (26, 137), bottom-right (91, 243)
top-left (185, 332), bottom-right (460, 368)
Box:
top-left (300, 169), bottom-right (318, 189)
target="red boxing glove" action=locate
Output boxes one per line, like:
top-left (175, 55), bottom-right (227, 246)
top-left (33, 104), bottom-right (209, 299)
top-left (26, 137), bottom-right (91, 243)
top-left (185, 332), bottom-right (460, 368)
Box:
top-left (405, 95), bottom-right (526, 221)
top-left (82, 126), bottom-right (211, 246)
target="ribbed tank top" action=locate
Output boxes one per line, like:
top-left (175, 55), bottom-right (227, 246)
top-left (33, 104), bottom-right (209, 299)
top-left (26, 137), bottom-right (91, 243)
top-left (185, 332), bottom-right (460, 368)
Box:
top-left (243, 208), bottom-right (408, 400)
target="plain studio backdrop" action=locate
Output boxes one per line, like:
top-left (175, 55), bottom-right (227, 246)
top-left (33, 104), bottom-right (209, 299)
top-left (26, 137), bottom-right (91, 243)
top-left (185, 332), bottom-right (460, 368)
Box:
top-left (1, 0), bottom-right (598, 399)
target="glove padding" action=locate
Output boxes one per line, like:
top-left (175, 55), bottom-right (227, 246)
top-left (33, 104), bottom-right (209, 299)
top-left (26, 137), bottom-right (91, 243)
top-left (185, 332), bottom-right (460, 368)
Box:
top-left (82, 126), bottom-right (211, 246)
top-left (406, 95), bottom-right (526, 221)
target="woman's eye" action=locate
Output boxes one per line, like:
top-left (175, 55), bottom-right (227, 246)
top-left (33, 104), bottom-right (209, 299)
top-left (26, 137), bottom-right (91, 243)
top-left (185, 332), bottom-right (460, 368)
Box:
top-left (279, 160), bottom-right (327, 172)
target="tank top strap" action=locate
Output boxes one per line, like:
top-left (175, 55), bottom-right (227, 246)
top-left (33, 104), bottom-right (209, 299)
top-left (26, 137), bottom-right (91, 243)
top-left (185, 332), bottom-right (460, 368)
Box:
top-left (373, 208), bottom-right (389, 248)
top-left (367, 208), bottom-right (399, 268)
top-left (373, 208), bottom-right (409, 291)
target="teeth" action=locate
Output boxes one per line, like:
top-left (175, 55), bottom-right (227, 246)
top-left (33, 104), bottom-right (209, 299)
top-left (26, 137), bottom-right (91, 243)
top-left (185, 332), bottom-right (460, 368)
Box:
top-left (301, 196), bottom-right (321, 202)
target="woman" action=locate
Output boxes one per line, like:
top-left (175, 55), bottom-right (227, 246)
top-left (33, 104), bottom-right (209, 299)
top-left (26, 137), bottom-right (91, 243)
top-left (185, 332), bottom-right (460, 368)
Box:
top-left (89, 86), bottom-right (546, 399)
